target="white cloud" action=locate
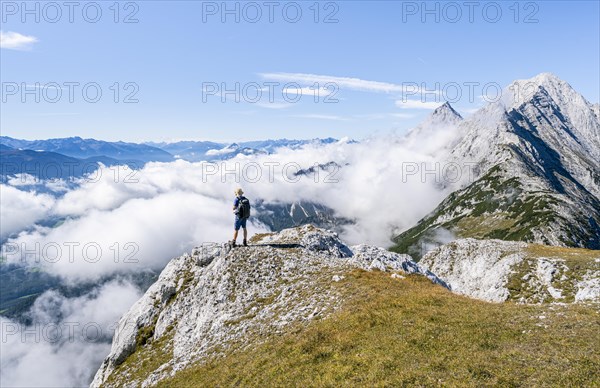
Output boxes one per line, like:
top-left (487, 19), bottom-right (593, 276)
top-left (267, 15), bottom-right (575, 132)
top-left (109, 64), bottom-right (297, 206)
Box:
top-left (395, 100), bottom-right (442, 110)
top-left (255, 102), bottom-right (294, 109)
top-left (3, 136), bottom-right (465, 281)
top-left (6, 189), bottom-right (265, 283)
top-left (459, 107), bottom-right (481, 115)
top-left (0, 31), bottom-right (38, 50)
top-left (353, 113), bottom-right (416, 120)
top-left (0, 280), bottom-right (142, 387)
top-left (0, 185), bottom-right (54, 239)
top-left (0, 126), bottom-right (473, 386)
top-left (206, 147), bottom-right (237, 156)
top-left (259, 72), bottom-right (413, 94)
top-left (6, 174), bottom-right (40, 187)
top-left (292, 114), bottom-right (350, 121)
top-left (282, 86), bottom-right (335, 97)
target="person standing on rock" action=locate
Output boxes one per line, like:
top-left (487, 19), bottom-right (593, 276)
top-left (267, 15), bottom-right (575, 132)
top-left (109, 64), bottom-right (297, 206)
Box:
top-left (231, 188), bottom-right (251, 247)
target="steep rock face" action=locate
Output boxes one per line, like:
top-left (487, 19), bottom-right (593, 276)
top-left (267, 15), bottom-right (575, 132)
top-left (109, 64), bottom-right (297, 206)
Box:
top-left (593, 103), bottom-right (600, 120)
top-left (420, 238), bottom-right (600, 303)
top-left (449, 73), bottom-right (600, 188)
top-left (92, 226), bottom-right (445, 387)
top-left (393, 74), bottom-right (600, 255)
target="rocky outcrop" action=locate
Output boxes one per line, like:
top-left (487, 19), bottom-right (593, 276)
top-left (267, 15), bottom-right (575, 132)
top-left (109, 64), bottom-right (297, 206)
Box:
top-left (420, 238), bottom-right (600, 303)
top-left (91, 226), bottom-right (445, 387)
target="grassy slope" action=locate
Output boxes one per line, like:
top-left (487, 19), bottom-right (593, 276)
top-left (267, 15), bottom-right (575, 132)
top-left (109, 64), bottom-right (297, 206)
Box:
top-left (506, 244), bottom-right (600, 303)
top-left (390, 164), bottom-right (596, 258)
top-left (157, 271), bottom-right (599, 387)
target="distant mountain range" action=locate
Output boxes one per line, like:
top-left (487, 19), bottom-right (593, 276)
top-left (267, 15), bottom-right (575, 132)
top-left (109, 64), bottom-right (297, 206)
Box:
top-left (0, 136), bottom-right (174, 162)
top-left (0, 136), bottom-right (340, 165)
top-left (0, 136), bottom-right (342, 182)
top-left (144, 138), bottom-right (339, 162)
top-left (0, 136), bottom-right (343, 182)
top-left (0, 144), bottom-right (141, 181)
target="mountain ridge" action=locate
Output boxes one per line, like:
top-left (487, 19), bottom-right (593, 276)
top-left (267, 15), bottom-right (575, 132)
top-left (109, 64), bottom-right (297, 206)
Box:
top-left (0, 136), bottom-right (174, 163)
top-left (91, 225), bottom-right (445, 387)
top-left (393, 73), bottom-right (600, 255)
top-left (92, 226), bottom-right (600, 387)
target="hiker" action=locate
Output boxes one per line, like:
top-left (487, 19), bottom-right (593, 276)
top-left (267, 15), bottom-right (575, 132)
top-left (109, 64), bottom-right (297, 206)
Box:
top-left (231, 188), bottom-right (251, 247)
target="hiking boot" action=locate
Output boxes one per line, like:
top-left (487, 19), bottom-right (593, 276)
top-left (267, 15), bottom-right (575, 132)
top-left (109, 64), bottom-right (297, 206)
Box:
top-left (230, 240), bottom-right (237, 248)
top-left (243, 239), bottom-right (248, 247)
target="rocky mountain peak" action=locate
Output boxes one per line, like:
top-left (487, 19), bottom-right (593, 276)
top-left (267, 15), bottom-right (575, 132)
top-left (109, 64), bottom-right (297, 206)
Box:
top-left (395, 74), bottom-right (600, 256)
top-left (430, 102), bottom-right (463, 123)
top-left (413, 102), bottom-right (463, 131)
top-left (504, 72), bottom-right (567, 108)
top-left (448, 73), bottom-right (599, 180)
top-left (401, 102), bottom-right (464, 157)
top-left (502, 73), bottom-right (599, 159)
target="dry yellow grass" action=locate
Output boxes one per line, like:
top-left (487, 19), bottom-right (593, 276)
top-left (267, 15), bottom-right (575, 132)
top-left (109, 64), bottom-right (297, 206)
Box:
top-left (158, 271), bottom-right (600, 387)
top-left (526, 244), bottom-right (600, 262)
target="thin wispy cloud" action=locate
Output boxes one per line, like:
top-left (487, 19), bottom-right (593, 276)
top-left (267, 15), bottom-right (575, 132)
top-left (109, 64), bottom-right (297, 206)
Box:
top-left (0, 31), bottom-right (38, 50)
top-left (459, 107), bottom-right (481, 115)
top-left (256, 102), bottom-right (294, 109)
top-left (354, 113), bottom-right (416, 120)
top-left (395, 100), bottom-right (441, 110)
top-left (289, 86), bottom-right (334, 95)
top-left (259, 72), bottom-right (414, 94)
top-left (291, 114), bottom-right (350, 121)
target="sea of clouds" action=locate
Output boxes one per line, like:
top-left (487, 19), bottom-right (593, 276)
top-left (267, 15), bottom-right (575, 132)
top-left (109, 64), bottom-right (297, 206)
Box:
top-left (0, 132), bottom-right (469, 386)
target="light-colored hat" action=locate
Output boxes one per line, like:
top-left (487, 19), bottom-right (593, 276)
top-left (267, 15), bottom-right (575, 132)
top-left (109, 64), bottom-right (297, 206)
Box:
top-left (234, 188), bottom-right (244, 195)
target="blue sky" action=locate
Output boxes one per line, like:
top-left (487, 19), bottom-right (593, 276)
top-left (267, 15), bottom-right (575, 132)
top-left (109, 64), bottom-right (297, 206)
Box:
top-left (1, 0), bottom-right (599, 142)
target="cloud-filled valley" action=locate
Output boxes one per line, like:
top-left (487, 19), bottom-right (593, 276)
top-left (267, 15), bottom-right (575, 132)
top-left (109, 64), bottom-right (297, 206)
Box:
top-left (1, 133), bottom-right (463, 386)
